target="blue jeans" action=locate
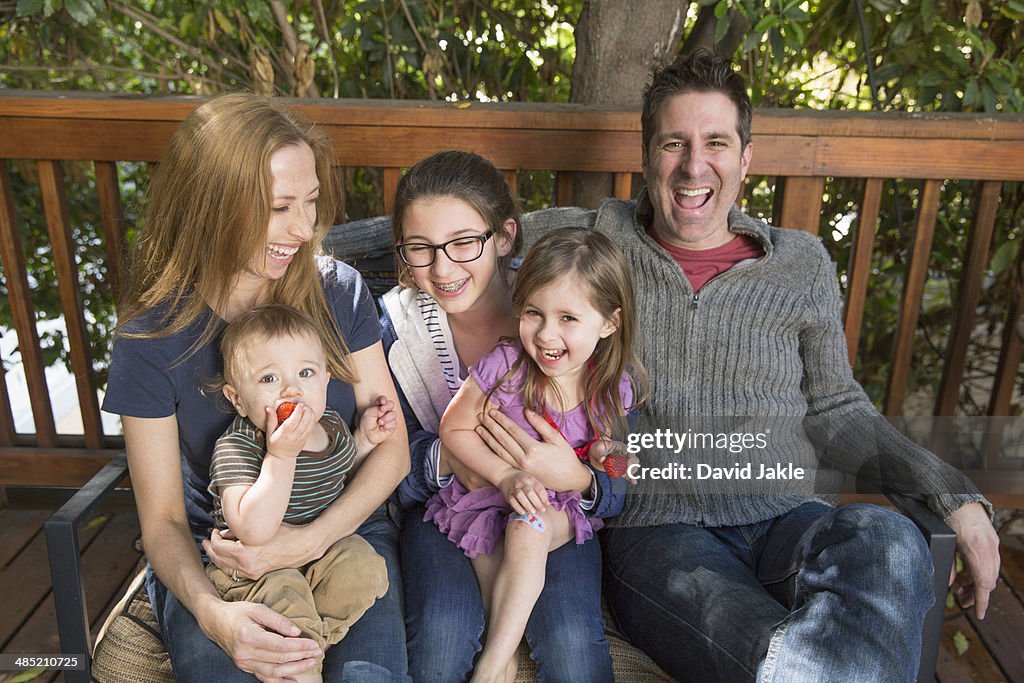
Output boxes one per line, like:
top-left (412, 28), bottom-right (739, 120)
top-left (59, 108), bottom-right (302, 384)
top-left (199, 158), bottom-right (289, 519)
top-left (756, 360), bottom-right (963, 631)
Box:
top-left (401, 504), bottom-right (613, 683)
top-left (148, 505), bottom-right (410, 682)
top-left (602, 502), bottom-right (933, 683)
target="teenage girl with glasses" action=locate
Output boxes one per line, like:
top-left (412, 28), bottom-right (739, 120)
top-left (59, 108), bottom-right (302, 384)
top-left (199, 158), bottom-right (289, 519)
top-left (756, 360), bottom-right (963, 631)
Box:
top-left (380, 151), bottom-right (624, 683)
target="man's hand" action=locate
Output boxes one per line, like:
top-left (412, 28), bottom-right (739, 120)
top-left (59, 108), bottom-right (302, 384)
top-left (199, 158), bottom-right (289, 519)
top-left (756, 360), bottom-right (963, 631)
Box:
top-left (945, 502), bottom-right (1000, 619)
top-left (588, 439), bottom-right (640, 485)
top-left (476, 408), bottom-right (591, 493)
top-left (202, 598), bottom-right (321, 683)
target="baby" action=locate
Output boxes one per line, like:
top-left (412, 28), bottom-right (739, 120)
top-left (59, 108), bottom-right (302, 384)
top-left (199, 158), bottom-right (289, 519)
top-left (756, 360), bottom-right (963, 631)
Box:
top-left (206, 303), bottom-right (395, 683)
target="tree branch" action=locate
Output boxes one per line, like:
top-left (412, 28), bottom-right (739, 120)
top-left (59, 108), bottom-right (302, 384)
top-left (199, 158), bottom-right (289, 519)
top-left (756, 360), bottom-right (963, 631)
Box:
top-left (397, 0), bottom-right (436, 99)
top-left (108, 1), bottom-right (249, 83)
top-left (268, 0), bottom-right (320, 97)
top-left (680, 4), bottom-right (751, 58)
top-left (380, 0), bottom-right (397, 98)
top-left (313, 0), bottom-right (341, 98)
top-left (0, 62), bottom-right (221, 88)
top-left (269, 1), bottom-right (299, 56)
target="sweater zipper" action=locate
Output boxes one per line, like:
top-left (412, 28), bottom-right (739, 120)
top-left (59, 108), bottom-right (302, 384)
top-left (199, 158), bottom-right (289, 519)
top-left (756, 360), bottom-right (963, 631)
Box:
top-left (688, 229), bottom-right (770, 310)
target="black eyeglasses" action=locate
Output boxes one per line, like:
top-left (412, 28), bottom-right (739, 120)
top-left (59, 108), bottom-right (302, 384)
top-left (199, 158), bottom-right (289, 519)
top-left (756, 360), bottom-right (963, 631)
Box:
top-left (396, 230), bottom-right (494, 268)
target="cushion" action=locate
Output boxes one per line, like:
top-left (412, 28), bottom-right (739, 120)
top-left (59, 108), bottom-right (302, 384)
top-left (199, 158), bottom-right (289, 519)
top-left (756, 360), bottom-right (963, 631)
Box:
top-left (91, 569), bottom-right (673, 682)
top-left (91, 569), bottom-right (174, 683)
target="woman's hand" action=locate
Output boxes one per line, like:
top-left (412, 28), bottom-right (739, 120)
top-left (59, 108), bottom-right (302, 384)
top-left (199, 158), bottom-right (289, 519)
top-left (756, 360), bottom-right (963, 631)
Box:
top-left (203, 524), bottom-right (318, 581)
top-left (476, 408), bottom-right (591, 493)
top-left (201, 597), bottom-right (321, 682)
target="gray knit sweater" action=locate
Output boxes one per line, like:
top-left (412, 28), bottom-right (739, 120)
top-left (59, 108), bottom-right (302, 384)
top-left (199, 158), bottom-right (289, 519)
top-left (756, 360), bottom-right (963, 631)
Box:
top-left (321, 199), bottom-right (988, 528)
top-left (526, 195), bottom-right (986, 528)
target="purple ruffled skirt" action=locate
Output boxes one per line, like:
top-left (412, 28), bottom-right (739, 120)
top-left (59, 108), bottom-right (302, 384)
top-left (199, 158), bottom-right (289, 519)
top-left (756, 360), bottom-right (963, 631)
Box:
top-left (424, 478), bottom-right (602, 559)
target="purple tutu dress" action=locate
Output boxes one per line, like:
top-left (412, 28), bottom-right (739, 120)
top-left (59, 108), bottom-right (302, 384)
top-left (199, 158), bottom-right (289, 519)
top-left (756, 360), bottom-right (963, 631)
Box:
top-left (424, 341), bottom-right (633, 559)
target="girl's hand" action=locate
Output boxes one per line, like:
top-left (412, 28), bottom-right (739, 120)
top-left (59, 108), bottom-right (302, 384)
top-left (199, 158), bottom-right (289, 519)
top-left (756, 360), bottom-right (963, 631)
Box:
top-left (264, 403), bottom-right (316, 460)
top-left (202, 598), bottom-right (321, 682)
top-left (497, 469), bottom-right (548, 516)
top-left (477, 409), bottom-right (591, 493)
top-left (203, 524), bottom-right (319, 580)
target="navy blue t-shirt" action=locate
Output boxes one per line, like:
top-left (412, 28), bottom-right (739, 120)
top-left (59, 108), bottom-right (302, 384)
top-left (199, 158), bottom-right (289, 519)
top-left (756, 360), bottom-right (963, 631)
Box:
top-left (103, 257), bottom-right (382, 541)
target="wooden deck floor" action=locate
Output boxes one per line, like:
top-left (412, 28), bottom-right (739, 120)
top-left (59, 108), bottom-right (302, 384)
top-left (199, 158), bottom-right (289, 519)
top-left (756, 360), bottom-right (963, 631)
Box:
top-left (0, 505), bottom-right (1021, 683)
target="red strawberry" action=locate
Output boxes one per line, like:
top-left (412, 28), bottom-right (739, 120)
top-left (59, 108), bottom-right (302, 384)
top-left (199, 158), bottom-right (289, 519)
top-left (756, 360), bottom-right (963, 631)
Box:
top-left (276, 402), bottom-right (297, 424)
top-left (603, 453), bottom-right (630, 480)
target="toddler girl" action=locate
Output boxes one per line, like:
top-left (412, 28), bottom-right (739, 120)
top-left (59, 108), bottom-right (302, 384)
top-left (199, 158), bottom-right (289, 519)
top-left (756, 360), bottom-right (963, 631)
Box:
top-left (430, 227), bottom-right (646, 683)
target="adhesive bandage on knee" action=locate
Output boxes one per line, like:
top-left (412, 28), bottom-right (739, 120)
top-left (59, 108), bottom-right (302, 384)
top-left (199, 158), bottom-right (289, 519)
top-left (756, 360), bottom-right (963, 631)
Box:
top-left (509, 512), bottom-right (546, 532)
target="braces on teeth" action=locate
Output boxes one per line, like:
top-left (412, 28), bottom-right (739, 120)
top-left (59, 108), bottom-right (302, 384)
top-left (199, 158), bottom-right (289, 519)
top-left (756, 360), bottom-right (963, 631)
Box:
top-left (435, 279), bottom-right (467, 292)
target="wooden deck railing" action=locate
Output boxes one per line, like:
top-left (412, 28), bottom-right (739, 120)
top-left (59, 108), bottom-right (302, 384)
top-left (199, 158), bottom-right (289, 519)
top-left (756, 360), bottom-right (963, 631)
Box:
top-left (1, 91), bottom-right (1022, 499)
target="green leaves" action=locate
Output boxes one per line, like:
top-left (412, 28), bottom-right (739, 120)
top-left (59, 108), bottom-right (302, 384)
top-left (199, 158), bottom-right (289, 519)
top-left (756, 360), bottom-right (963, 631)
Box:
top-left (15, 0), bottom-right (44, 15)
top-left (953, 630), bottom-right (970, 656)
top-left (16, 0), bottom-right (102, 24)
top-left (64, 0), bottom-right (101, 24)
top-left (7, 667), bottom-right (46, 683)
top-left (990, 241), bottom-right (1020, 277)
top-left (714, 1), bottom-right (731, 44)
top-left (753, 14), bottom-right (778, 33)
top-left (1000, 0), bottom-right (1024, 20)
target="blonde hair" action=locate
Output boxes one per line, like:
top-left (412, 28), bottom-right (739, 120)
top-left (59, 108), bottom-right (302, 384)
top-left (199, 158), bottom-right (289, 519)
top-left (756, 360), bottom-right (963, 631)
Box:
top-left (117, 93), bottom-right (356, 383)
top-left (391, 150), bottom-right (522, 289)
top-left (217, 304), bottom-right (325, 389)
top-left (489, 228), bottom-right (648, 438)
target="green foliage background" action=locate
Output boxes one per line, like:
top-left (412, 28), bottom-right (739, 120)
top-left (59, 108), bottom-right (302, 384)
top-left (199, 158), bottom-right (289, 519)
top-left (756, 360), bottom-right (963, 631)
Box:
top-left (1, 0), bottom-right (1022, 416)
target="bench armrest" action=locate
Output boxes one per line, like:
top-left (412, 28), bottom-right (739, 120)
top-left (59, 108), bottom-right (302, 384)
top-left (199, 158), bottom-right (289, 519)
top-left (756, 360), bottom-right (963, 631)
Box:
top-left (885, 492), bottom-right (956, 683)
top-left (45, 453), bottom-right (131, 683)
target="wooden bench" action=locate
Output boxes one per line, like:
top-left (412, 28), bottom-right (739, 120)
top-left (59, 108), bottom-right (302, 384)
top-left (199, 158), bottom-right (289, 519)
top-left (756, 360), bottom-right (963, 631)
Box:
top-left (44, 209), bottom-right (956, 683)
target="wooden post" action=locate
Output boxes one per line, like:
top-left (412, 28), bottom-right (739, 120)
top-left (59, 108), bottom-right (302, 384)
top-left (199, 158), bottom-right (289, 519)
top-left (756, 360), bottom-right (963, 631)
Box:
top-left (0, 163), bottom-right (57, 447)
top-left (843, 179), bottom-right (884, 368)
top-left (884, 179), bottom-right (941, 417)
top-left (934, 181), bottom-right (1002, 416)
top-left (37, 160), bottom-right (104, 448)
top-left (383, 167), bottom-right (401, 216)
top-left (775, 176), bottom-right (825, 235)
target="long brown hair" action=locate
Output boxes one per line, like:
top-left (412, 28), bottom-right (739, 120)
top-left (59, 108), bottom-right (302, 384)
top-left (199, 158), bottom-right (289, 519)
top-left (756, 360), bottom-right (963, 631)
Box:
top-left (489, 228), bottom-right (648, 439)
top-left (391, 150), bottom-right (522, 289)
top-left (117, 93), bottom-right (356, 383)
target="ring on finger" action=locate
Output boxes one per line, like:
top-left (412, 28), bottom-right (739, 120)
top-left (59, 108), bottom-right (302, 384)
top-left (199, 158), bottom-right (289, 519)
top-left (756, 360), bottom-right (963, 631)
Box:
top-left (231, 568), bottom-right (239, 582)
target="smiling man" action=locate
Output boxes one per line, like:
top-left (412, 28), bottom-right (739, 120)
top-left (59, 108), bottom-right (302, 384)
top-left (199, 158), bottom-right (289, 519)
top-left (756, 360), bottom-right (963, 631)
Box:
top-left (489, 52), bottom-right (1000, 683)
top-left (643, 90), bottom-right (750, 251)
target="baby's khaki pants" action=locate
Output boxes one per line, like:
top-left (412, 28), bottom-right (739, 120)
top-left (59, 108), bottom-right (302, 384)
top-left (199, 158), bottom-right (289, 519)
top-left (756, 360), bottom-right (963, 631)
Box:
top-left (206, 534), bottom-right (389, 671)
